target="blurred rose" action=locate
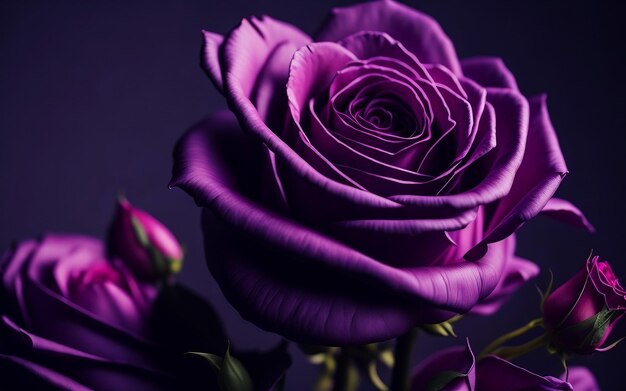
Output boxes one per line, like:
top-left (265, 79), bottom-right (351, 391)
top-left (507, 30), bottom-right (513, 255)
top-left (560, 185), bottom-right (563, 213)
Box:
top-left (411, 340), bottom-right (598, 391)
top-left (543, 255), bottom-right (626, 354)
top-left (0, 234), bottom-right (289, 390)
top-left (172, 0), bottom-right (591, 344)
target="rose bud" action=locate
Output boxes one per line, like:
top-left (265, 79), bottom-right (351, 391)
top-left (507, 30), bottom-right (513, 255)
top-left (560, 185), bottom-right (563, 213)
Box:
top-left (542, 255), bottom-right (626, 355)
top-left (108, 197), bottom-right (184, 282)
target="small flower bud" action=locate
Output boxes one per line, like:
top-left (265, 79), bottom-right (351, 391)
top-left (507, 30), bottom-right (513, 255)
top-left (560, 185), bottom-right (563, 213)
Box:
top-left (108, 197), bottom-right (183, 282)
top-left (542, 255), bottom-right (626, 354)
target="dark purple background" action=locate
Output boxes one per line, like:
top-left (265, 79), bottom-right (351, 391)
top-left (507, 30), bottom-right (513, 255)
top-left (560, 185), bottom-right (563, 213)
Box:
top-left (1, 1), bottom-right (625, 389)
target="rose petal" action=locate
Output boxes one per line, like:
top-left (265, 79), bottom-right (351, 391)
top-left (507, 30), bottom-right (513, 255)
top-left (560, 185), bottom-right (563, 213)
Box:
top-left (588, 256), bottom-right (626, 312)
top-left (21, 272), bottom-right (158, 367)
top-left (416, 84), bottom-right (474, 177)
top-left (0, 316), bottom-right (175, 390)
top-left (315, 0), bottom-right (461, 74)
top-left (465, 94), bottom-right (566, 260)
top-left (437, 101), bottom-right (497, 195)
top-left (201, 31), bottom-right (224, 91)
top-left (542, 266), bottom-right (598, 328)
top-left (425, 64), bottom-right (466, 97)
top-left (470, 254), bottom-right (539, 316)
top-left (339, 31), bottom-right (432, 82)
top-left (476, 355), bottom-right (573, 391)
top-left (461, 57), bottom-right (518, 90)
top-left (222, 15), bottom-right (310, 100)
top-left (170, 111), bottom-right (265, 203)
top-left (1, 238), bottom-right (38, 294)
top-left (541, 198), bottom-right (594, 232)
top-left (562, 367), bottom-right (600, 391)
top-left (286, 42), bottom-right (356, 124)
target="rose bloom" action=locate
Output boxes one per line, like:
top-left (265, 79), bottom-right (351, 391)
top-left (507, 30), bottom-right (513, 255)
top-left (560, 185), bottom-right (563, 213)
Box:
top-left (410, 340), bottom-right (599, 391)
top-left (172, 0), bottom-right (592, 344)
top-left (543, 255), bottom-right (626, 355)
top-left (0, 234), bottom-right (289, 390)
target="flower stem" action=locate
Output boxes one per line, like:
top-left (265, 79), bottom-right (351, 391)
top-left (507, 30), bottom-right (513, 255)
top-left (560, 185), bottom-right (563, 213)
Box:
top-left (491, 332), bottom-right (550, 361)
top-left (478, 318), bottom-right (542, 359)
top-left (333, 347), bottom-right (352, 391)
top-left (390, 329), bottom-right (417, 391)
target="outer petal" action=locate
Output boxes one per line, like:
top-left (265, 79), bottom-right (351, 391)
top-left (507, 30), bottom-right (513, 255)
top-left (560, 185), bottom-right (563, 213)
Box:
top-left (221, 14), bottom-right (310, 132)
top-left (470, 254), bottom-right (539, 316)
top-left (466, 94), bottom-right (568, 260)
top-left (315, 0), bottom-right (461, 74)
top-left (171, 113), bottom-right (513, 344)
top-left (201, 31), bottom-right (224, 91)
top-left (476, 356), bottom-right (573, 391)
top-left (461, 57), bottom-right (518, 90)
top-left (562, 367), bottom-right (600, 391)
top-left (541, 198), bottom-right (594, 232)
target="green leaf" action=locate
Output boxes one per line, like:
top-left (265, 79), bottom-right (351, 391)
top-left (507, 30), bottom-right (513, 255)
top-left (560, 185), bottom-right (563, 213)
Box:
top-left (424, 370), bottom-right (466, 391)
top-left (220, 343), bottom-right (253, 391)
top-left (186, 351), bottom-right (223, 373)
top-left (131, 216), bottom-right (150, 247)
top-left (540, 270), bottom-right (554, 310)
top-left (186, 343), bottom-right (253, 391)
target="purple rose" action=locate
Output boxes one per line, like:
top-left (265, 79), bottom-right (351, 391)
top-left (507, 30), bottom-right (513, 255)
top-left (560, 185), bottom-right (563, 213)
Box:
top-left (172, 0), bottom-right (592, 344)
top-left (0, 234), bottom-right (290, 390)
top-left (0, 234), bottom-right (175, 390)
top-left (410, 340), bottom-right (599, 391)
top-left (542, 255), bottom-right (626, 354)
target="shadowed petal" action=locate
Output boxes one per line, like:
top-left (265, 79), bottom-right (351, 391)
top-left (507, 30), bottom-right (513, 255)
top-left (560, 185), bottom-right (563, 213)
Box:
top-left (461, 57), bottom-right (518, 90)
top-left (541, 198), bottom-right (594, 232)
top-left (0, 354), bottom-right (92, 391)
top-left (411, 340), bottom-right (475, 391)
top-left (466, 94), bottom-right (570, 261)
top-left (477, 356), bottom-right (573, 391)
top-left (0, 317), bottom-right (176, 391)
